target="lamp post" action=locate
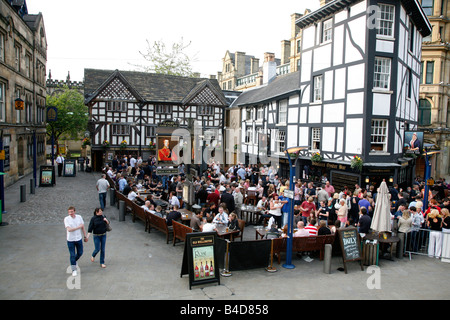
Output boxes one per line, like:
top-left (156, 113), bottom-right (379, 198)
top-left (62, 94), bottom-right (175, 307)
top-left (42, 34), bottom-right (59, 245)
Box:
top-left (282, 146), bottom-right (307, 269)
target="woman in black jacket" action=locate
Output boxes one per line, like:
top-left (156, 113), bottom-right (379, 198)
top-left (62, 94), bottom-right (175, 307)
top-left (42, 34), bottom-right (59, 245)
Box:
top-left (86, 208), bottom-right (110, 268)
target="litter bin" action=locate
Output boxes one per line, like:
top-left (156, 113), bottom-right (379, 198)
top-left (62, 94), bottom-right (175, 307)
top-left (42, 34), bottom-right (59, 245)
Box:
top-left (362, 239), bottom-right (379, 266)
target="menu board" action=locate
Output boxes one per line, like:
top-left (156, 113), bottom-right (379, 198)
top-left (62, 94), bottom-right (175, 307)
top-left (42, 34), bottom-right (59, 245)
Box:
top-left (337, 227), bottom-right (363, 274)
top-left (39, 165), bottom-right (55, 187)
top-left (63, 160), bottom-right (76, 177)
top-left (181, 232), bottom-right (220, 290)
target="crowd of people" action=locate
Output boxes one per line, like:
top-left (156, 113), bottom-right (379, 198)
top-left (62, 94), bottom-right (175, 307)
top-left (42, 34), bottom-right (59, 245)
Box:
top-left (103, 154), bottom-right (450, 259)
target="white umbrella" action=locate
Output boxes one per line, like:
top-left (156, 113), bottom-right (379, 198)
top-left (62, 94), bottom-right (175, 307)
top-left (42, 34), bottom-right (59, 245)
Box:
top-left (371, 181), bottom-right (392, 232)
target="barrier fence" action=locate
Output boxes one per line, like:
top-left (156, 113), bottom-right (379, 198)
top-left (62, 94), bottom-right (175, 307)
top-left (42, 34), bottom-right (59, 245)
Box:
top-left (403, 228), bottom-right (450, 262)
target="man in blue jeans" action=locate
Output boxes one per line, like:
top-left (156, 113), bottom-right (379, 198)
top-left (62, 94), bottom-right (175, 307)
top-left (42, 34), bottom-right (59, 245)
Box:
top-left (96, 174), bottom-right (110, 210)
top-left (64, 206), bottom-right (87, 276)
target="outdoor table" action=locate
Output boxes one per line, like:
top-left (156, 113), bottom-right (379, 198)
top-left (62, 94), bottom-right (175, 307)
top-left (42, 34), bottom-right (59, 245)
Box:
top-left (215, 224), bottom-right (239, 241)
top-left (363, 233), bottom-right (400, 261)
top-left (240, 205), bottom-right (261, 225)
top-left (179, 208), bottom-right (193, 225)
top-left (255, 227), bottom-right (267, 240)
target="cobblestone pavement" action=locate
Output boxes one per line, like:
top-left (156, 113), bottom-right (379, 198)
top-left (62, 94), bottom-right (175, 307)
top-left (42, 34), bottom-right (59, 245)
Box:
top-left (0, 169), bottom-right (449, 302)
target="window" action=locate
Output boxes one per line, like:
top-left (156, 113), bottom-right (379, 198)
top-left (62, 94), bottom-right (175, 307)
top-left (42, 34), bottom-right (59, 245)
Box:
top-left (275, 130), bottom-right (286, 154)
top-left (422, 0), bottom-right (434, 16)
top-left (155, 104), bottom-right (172, 114)
top-left (0, 83), bottom-right (5, 122)
top-left (14, 44), bottom-right (21, 72)
top-left (256, 106), bottom-right (264, 121)
top-left (425, 61), bottom-right (434, 84)
top-left (0, 33), bottom-right (4, 62)
top-left (406, 68), bottom-right (412, 98)
top-left (373, 57), bottom-right (391, 89)
top-left (313, 75), bottom-right (323, 101)
top-left (370, 119), bottom-right (388, 152)
top-left (377, 4), bottom-right (395, 37)
top-left (246, 107), bottom-right (254, 121)
top-left (408, 19), bottom-right (415, 52)
top-left (25, 54), bottom-right (31, 78)
top-left (145, 126), bottom-right (155, 137)
top-left (322, 19), bottom-right (333, 43)
top-left (107, 101), bottom-right (127, 112)
top-left (278, 100), bottom-right (288, 123)
top-left (112, 124), bottom-right (130, 136)
top-left (245, 129), bottom-right (253, 144)
top-left (418, 99), bottom-right (432, 125)
top-left (311, 128), bottom-right (321, 150)
top-left (198, 106), bottom-right (214, 116)
top-left (420, 61), bottom-right (424, 84)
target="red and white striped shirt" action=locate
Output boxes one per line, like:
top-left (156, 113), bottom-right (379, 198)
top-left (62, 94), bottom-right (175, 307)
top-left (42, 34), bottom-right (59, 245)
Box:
top-left (304, 225), bottom-right (318, 236)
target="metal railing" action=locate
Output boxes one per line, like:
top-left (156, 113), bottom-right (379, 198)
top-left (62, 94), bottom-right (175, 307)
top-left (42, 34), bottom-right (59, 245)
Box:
top-left (402, 228), bottom-right (450, 262)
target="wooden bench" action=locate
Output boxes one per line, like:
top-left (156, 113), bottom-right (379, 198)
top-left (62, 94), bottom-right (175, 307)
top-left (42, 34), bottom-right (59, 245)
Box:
top-left (272, 234), bottom-right (335, 264)
top-left (131, 202), bottom-right (149, 232)
top-left (172, 220), bottom-right (193, 246)
top-left (148, 212), bottom-right (173, 244)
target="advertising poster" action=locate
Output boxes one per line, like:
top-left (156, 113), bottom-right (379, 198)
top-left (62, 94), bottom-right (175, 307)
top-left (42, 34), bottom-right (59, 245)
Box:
top-left (192, 245), bottom-right (215, 282)
top-left (39, 166), bottom-right (55, 187)
top-left (403, 131), bottom-right (423, 155)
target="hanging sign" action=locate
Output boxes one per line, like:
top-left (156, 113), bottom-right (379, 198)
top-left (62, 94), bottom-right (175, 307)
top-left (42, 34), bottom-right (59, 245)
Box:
top-left (15, 98), bottom-right (24, 110)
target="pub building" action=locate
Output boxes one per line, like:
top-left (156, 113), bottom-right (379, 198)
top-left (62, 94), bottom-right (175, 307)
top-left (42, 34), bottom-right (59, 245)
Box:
top-left (231, 0), bottom-right (431, 191)
top-left (83, 69), bottom-right (228, 171)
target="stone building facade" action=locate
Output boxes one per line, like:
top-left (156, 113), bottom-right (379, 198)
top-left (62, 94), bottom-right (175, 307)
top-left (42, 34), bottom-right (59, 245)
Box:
top-left (0, 0), bottom-right (47, 187)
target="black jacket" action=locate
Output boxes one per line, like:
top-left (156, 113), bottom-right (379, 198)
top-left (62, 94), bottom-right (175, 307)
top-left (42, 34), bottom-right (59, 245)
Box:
top-left (88, 215), bottom-right (108, 235)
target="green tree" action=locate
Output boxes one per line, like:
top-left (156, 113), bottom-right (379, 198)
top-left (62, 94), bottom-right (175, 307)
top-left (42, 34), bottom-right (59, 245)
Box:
top-left (46, 86), bottom-right (89, 142)
top-left (134, 38), bottom-right (197, 77)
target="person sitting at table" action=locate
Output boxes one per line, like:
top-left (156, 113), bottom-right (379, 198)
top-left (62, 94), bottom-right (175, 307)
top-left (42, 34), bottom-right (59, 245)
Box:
top-left (190, 210), bottom-right (203, 232)
top-left (227, 212), bottom-right (240, 236)
top-left (294, 221), bottom-right (309, 237)
top-left (154, 205), bottom-right (164, 218)
top-left (141, 200), bottom-right (153, 213)
top-left (318, 220), bottom-right (332, 235)
top-left (213, 205), bottom-right (229, 225)
top-left (202, 215), bottom-right (217, 233)
top-left (168, 191), bottom-right (180, 208)
top-left (166, 205), bottom-right (181, 227)
top-left (128, 186), bottom-right (140, 201)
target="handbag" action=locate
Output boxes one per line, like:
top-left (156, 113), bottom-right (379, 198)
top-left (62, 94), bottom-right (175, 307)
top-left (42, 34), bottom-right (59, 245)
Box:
top-left (104, 215), bottom-right (112, 232)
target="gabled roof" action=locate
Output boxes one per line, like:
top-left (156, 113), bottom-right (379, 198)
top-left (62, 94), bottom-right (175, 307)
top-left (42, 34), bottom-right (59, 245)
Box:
top-left (231, 71), bottom-right (301, 107)
top-left (296, 0), bottom-right (431, 37)
top-left (84, 69), bottom-right (227, 106)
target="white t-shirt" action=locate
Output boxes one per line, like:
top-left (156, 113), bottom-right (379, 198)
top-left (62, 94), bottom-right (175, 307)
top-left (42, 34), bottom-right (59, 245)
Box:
top-left (64, 214), bottom-right (84, 242)
top-left (96, 178), bottom-right (109, 193)
top-left (128, 191), bottom-right (137, 201)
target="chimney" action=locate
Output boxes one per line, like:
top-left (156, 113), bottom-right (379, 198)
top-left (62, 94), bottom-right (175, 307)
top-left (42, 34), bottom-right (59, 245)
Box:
top-left (281, 40), bottom-right (291, 65)
top-left (250, 57), bottom-right (259, 74)
top-left (320, 0), bottom-right (332, 6)
top-left (263, 52), bottom-right (277, 85)
top-left (235, 52), bottom-right (246, 77)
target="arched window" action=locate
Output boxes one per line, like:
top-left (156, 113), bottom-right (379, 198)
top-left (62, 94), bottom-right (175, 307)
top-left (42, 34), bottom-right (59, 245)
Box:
top-left (418, 99), bottom-right (432, 126)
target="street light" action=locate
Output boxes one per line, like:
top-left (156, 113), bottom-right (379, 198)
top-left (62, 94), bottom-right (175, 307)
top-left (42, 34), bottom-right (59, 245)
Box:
top-left (282, 146), bottom-right (307, 269)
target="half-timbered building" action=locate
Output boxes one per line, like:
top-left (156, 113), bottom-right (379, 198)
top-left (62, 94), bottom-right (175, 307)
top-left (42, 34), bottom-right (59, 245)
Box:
top-left (84, 69), bottom-right (228, 171)
top-left (232, 0), bottom-right (432, 190)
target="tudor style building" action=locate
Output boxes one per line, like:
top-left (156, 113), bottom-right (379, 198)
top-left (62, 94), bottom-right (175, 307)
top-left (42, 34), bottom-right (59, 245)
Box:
top-left (83, 69), bottom-right (228, 171)
top-left (232, 0), bottom-right (432, 190)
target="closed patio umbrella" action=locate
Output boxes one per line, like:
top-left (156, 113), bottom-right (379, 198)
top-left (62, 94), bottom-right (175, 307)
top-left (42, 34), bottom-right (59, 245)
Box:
top-left (371, 180), bottom-right (392, 232)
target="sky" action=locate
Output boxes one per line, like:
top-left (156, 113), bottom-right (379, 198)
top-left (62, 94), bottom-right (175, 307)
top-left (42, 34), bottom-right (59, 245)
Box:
top-left (26, 0), bottom-right (320, 82)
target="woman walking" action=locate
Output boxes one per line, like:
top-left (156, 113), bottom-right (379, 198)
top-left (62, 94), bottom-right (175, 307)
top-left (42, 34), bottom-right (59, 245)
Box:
top-left (86, 208), bottom-right (110, 268)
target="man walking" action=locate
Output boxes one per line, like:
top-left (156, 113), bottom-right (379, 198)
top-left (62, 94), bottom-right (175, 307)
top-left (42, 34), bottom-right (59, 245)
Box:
top-left (96, 174), bottom-right (110, 210)
top-left (64, 206), bottom-right (86, 276)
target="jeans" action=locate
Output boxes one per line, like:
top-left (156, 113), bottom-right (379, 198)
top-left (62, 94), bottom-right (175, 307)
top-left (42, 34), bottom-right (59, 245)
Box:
top-left (92, 234), bottom-right (106, 264)
top-left (67, 239), bottom-right (83, 271)
top-left (99, 192), bottom-right (107, 210)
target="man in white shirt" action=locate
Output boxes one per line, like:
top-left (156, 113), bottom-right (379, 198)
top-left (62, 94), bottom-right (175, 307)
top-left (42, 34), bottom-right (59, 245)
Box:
top-left (213, 206), bottom-right (228, 225)
top-left (169, 191), bottom-right (180, 208)
top-left (56, 153), bottom-right (64, 177)
top-left (128, 186), bottom-right (139, 201)
top-left (64, 206), bottom-right (86, 276)
top-left (96, 174), bottom-right (110, 210)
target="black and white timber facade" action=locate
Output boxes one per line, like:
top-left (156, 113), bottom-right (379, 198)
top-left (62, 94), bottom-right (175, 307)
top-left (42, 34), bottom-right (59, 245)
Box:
top-left (84, 69), bottom-right (228, 171)
top-left (231, 0), bottom-right (432, 190)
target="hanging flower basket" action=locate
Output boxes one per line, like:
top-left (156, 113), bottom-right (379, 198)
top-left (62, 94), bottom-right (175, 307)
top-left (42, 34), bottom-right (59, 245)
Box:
top-left (311, 152), bottom-right (322, 163)
top-left (120, 140), bottom-right (128, 150)
top-left (351, 155), bottom-right (364, 172)
top-left (149, 141), bottom-right (156, 150)
top-left (82, 137), bottom-right (91, 147)
top-left (102, 140), bottom-right (110, 149)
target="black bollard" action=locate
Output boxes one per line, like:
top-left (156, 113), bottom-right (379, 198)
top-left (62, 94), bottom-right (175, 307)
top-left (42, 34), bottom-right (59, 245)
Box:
top-left (119, 200), bottom-right (125, 221)
top-left (20, 185), bottom-right (26, 202)
top-left (30, 179), bottom-right (35, 194)
top-left (110, 189), bottom-right (115, 206)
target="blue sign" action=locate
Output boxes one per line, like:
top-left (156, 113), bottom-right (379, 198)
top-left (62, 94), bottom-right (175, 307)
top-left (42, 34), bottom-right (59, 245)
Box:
top-left (46, 107), bottom-right (58, 122)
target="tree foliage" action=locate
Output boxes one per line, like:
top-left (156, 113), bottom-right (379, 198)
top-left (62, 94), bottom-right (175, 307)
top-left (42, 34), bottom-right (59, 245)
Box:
top-left (134, 38), bottom-right (197, 77)
top-left (46, 86), bottom-right (89, 140)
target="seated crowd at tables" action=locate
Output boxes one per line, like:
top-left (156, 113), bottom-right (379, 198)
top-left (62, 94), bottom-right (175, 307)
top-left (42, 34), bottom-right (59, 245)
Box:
top-left (104, 155), bottom-right (450, 246)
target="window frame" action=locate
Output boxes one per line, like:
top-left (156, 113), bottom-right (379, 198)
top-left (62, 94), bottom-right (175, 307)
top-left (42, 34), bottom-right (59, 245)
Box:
top-left (373, 57), bottom-right (392, 90)
top-left (376, 4), bottom-right (395, 38)
top-left (370, 119), bottom-right (389, 153)
top-left (313, 75), bottom-right (323, 102)
top-left (111, 124), bottom-right (130, 136)
top-left (311, 127), bottom-right (321, 151)
top-left (322, 18), bottom-right (333, 43)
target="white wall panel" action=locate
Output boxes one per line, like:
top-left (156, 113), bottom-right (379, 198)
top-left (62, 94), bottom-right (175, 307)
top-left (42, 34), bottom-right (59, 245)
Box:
top-left (347, 63), bottom-right (365, 90)
top-left (333, 25), bottom-right (344, 66)
top-left (373, 93), bottom-right (391, 116)
top-left (334, 68), bottom-right (346, 100)
top-left (299, 127), bottom-right (309, 147)
top-left (308, 104), bottom-right (321, 123)
top-left (346, 92), bottom-right (364, 114)
top-left (322, 127), bottom-right (336, 152)
top-left (323, 103), bottom-right (344, 123)
top-left (345, 118), bottom-right (363, 154)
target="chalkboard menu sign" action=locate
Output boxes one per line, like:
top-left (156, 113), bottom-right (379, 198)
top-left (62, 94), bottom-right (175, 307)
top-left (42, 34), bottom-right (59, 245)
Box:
top-left (39, 165), bottom-right (55, 187)
top-left (337, 227), bottom-right (364, 274)
top-left (63, 159), bottom-right (76, 177)
top-left (181, 232), bottom-right (220, 290)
